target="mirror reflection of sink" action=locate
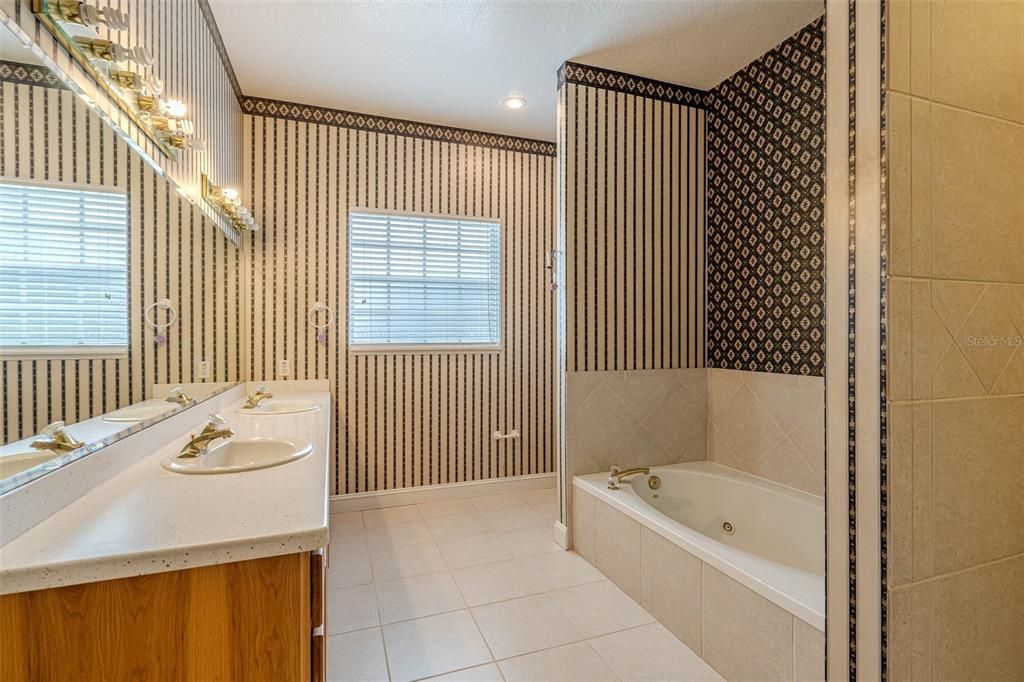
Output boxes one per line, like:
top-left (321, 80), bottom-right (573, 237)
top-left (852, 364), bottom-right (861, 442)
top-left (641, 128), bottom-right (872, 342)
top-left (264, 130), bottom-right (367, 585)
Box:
top-left (0, 451), bottom-right (58, 478)
top-left (162, 438), bottom-right (313, 474)
top-left (103, 401), bottom-right (177, 423)
top-left (236, 399), bottom-right (320, 415)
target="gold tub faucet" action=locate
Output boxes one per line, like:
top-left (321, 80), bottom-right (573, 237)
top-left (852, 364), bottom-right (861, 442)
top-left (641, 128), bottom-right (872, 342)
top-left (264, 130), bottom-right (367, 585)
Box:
top-left (607, 465), bottom-right (651, 490)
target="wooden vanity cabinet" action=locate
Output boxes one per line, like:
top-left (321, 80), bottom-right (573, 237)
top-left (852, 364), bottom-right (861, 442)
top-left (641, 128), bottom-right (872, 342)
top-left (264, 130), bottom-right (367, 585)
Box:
top-left (0, 551), bottom-right (326, 682)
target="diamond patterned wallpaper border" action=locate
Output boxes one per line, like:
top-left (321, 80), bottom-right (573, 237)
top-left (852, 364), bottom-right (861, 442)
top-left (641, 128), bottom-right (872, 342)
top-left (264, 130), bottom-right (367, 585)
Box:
top-left (241, 96), bottom-right (556, 156)
top-left (706, 16), bottom-right (826, 376)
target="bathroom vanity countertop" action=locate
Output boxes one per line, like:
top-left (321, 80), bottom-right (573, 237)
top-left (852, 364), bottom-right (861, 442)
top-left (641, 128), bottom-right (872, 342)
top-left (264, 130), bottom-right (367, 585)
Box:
top-left (0, 391), bottom-right (331, 595)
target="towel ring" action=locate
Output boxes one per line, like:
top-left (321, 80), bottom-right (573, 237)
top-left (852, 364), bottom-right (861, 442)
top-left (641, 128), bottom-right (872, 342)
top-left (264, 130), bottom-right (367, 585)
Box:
top-left (144, 298), bottom-right (178, 330)
top-left (308, 302), bottom-right (334, 330)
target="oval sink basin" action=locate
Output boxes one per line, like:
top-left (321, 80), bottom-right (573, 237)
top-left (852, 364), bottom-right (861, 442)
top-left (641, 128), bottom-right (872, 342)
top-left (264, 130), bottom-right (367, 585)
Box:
top-left (236, 399), bottom-right (321, 415)
top-left (103, 402), bottom-right (176, 423)
top-left (162, 437), bottom-right (313, 474)
top-left (0, 451), bottom-right (59, 478)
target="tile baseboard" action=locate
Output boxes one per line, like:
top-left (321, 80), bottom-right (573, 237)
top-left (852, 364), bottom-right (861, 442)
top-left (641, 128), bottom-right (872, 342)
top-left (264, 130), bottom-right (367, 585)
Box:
top-left (329, 473), bottom-right (555, 513)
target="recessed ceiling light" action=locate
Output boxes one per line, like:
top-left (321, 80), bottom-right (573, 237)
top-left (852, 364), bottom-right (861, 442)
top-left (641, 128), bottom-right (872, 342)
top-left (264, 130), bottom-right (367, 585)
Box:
top-left (503, 96), bottom-right (527, 110)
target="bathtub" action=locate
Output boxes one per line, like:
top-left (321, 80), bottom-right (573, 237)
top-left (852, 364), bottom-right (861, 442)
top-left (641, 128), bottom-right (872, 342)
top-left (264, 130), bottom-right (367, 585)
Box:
top-left (573, 461), bottom-right (824, 630)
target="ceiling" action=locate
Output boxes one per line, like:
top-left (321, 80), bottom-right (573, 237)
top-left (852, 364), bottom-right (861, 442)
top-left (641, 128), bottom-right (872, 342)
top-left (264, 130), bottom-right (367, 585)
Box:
top-left (211, 1), bottom-right (824, 141)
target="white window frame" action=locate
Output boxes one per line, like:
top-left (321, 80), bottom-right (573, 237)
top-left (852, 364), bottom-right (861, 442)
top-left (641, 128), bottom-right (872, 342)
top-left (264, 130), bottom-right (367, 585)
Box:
top-left (347, 208), bottom-right (503, 354)
top-left (0, 177), bottom-right (130, 360)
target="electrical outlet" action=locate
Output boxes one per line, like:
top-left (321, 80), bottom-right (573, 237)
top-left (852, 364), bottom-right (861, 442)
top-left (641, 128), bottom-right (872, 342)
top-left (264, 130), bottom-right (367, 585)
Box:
top-left (279, 359), bottom-right (291, 377)
top-left (197, 360), bottom-right (210, 379)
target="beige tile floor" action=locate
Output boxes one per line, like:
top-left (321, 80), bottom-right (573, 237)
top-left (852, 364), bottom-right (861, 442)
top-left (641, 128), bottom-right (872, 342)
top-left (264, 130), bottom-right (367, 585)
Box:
top-left (326, 487), bottom-right (722, 682)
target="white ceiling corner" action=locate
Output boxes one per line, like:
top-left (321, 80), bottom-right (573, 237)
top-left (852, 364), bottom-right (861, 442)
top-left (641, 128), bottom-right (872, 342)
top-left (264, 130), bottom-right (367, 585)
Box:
top-left (209, 0), bottom-right (824, 141)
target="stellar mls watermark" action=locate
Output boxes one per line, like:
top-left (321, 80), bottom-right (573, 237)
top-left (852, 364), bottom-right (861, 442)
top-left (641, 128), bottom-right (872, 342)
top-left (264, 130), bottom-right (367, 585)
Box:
top-left (965, 335), bottom-right (1023, 348)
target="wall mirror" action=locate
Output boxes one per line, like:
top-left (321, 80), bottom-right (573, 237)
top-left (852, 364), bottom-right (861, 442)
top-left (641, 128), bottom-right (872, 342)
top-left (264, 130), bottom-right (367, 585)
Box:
top-left (0, 20), bottom-right (241, 494)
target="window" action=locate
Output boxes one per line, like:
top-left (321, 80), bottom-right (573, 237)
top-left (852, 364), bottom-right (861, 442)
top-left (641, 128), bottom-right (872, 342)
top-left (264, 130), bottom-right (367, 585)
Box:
top-left (348, 210), bottom-right (501, 350)
top-left (0, 179), bottom-right (129, 357)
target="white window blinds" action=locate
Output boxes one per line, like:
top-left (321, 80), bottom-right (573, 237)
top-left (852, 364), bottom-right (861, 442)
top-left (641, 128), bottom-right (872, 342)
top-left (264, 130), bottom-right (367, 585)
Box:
top-left (348, 211), bottom-right (501, 349)
top-left (0, 180), bottom-right (129, 354)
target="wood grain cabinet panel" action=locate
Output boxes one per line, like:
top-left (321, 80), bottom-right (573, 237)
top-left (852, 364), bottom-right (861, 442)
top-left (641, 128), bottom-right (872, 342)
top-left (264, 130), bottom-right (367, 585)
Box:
top-left (1, 553), bottom-right (313, 682)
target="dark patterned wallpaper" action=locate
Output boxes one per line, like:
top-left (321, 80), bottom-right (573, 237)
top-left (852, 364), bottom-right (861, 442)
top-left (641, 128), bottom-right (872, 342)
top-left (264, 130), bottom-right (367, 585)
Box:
top-left (706, 16), bottom-right (826, 376)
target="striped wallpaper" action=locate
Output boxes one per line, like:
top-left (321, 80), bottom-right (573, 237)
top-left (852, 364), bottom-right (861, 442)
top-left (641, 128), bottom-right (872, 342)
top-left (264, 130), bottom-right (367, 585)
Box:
top-left (557, 63), bottom-right (707, 372)
top-left (1, 0), bottom-right (242, 236)
top-left (244, 112), bottom-right (557, 495)
top-left (1, 79), bottom-right (242, 443)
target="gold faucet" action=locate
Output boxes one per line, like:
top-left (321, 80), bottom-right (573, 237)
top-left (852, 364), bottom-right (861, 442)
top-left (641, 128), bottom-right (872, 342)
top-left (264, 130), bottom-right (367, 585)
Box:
top-left (30, 421), bottom-right (85, 453)
top-left (606, 465), bottom-right (650, 490)
top-left (242, 383), bottom-right (274, 409)
top-left (178, 414), bottom-right (234, 458)
top-left (165, 386), bottom-right (195, 406)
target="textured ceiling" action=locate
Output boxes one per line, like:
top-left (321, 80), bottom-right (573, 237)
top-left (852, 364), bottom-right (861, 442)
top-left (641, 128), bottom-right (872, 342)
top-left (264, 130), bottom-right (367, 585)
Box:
top-left (209, 0), bottom-right (824, 140)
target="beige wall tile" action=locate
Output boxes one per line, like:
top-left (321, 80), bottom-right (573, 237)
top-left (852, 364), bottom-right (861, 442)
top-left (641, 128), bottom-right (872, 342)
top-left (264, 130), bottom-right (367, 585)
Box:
top-left (701, 565), bottom-right (794, 681)
top-left (571, 487), bottom-right (597, 562)
top-left (888, 404), bottom-right (913, 587)
top-left (707, 368), bottom-right (746, 418)
top-left (931, 396), bottom-right (1024, 573)
top-left (889, 278), bottom-right (913, 401)
top-left (909, 0), bottom-right (931, 97)
top-left (911, 403), bottom-right (934, 581)
top-left (911, 279), bottom-right (988, 400)
top-left (707, 369), bottom-right (824, 494)
top-left (794, 619), bottom-right (825, 682)
top-left (747, 438), bottom-right (821, 496)
top-left (930, 0), bottom-right (1024, 125)
top-left (566, 369), bottom-right (710, 479)
top-left (931, 555), bottom-right (1024, 680)
top-left (708, 384), bottom-right (785, 469)
top-left (931, 106), bottom-right (1024, 284)
top-left (887, 583), bottom-right (933, 681)
top-left (594, 499), bottom-right (642, 600)
top-left (951, 284), bottom-right (1023, 391)
top-left (888, 0), bottom-right (911, 95)
top-left (640, 382), bottom-right (707, 461)
top-left (889, 93), bottom-right (913, 277)
top-left (910, 98), bottom-right (932, 278)
top-left (639, 528), bottom-right (702, 653)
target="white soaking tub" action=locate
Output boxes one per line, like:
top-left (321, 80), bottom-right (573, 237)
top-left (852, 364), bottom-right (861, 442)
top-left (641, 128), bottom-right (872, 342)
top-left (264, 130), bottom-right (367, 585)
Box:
top-left (574, 461), bottom-right (824, 629)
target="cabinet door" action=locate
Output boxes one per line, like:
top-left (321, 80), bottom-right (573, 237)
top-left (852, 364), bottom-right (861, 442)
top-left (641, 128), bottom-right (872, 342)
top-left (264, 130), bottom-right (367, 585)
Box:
top-left (1, 554), bottom-right (311, 682)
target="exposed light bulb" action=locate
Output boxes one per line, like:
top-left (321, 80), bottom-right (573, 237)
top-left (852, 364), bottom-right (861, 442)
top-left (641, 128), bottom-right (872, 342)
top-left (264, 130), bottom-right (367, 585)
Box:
top-left (502, 96), bottom-right (527, 110)
top-left (161, 99), bottom-right (187, 118)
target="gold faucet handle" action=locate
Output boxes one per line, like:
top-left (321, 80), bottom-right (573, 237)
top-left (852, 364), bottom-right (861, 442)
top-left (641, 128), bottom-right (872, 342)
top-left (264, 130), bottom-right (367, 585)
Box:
top-left (167, 386), bottom-right (194, 405)
top-left (41, 421), bottom-right (67, 439)
top-left (40, 421), bottom-right (84, 448)
top-left (205, 413), bottom-right (227, 429)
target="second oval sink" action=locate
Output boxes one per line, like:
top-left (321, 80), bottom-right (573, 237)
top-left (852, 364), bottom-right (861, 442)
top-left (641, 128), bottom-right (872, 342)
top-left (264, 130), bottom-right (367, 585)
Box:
top-left (236, 399), bottom-right (321, 415)
top-left (162, 438), bottom-right (313, 474)
top-left (103, 401), bottom-right (176, 423)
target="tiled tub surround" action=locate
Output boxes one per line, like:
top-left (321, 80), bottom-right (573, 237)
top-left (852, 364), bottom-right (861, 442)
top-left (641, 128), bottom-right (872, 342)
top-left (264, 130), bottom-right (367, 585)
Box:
top-left (573, 468), bottom-right (825, 681)
top-left (0, 384), bottom-right (331, 593)
top-left (565, 368), bottom-right (708, 476)
top-left (886, 0), bottom-right (1024, 677)
top-left (708, 368), bottom-right (825, 496)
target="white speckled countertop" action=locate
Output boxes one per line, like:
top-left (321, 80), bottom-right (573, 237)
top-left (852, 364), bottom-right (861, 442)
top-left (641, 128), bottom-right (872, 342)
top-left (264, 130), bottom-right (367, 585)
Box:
top-left (0, 390), bottom-right (330, 595)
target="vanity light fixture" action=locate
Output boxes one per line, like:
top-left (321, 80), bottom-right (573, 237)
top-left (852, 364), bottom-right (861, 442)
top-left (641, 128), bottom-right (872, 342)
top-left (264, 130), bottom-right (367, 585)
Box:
top-left (73, 36), bottom-right (153, 66)
top-left (202, 175), bottom-right (260, 232)
top-left (502, 95), bottom-right (527, 110)
top-left (111, 70), bottom-right (162, 95)
top-left (55, 0), bottom-right (129, 30)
